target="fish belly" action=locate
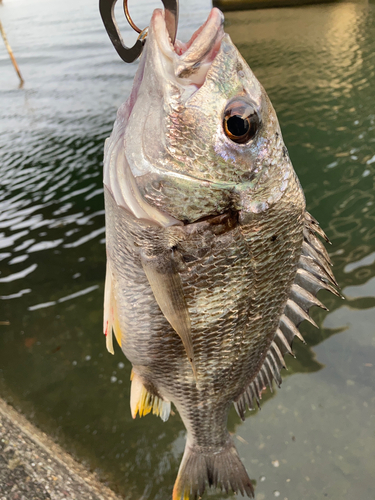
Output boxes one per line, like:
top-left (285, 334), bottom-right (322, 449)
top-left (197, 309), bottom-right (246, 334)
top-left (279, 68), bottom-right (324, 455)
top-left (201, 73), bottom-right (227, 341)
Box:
top-left (105, 171), bottom-right (305, 448)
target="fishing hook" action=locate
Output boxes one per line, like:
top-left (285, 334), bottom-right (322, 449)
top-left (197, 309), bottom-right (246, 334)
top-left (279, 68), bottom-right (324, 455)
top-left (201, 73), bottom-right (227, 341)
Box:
top-left (99, 0), bottom-right (179, 63)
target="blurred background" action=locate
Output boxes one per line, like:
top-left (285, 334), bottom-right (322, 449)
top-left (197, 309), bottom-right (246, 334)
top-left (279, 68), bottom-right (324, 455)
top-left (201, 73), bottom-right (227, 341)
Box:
top-left (0, 0), bottom-right (374, 498)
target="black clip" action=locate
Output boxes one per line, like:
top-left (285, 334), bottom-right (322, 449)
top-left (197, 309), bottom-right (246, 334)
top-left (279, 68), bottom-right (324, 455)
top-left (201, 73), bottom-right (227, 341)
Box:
top-left (99, 0), bottom-right (179, 63)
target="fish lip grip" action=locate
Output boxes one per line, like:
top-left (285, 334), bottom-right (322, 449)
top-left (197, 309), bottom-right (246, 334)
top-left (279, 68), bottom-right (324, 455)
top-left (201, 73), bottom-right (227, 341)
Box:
top-left (99, 0), bottom-right (179, 63)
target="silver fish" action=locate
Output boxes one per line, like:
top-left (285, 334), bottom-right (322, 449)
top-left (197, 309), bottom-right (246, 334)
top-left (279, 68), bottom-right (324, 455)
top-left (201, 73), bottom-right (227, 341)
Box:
top-left (102, 7), bottom-right (338, 499)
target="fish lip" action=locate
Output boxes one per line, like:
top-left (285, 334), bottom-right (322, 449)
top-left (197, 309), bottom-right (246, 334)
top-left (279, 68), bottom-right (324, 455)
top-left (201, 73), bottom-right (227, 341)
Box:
top-left (150, 8), bottom-right (225, 83)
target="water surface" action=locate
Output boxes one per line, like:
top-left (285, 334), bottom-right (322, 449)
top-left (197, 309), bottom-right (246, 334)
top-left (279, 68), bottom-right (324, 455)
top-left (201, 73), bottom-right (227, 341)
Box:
top-left (0, 0), bottom-right (374, 499)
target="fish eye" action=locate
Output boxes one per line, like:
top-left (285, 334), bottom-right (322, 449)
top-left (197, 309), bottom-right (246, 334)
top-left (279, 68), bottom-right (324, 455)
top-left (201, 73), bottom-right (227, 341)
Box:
top-left (223, 100), bottom-right (260, 144)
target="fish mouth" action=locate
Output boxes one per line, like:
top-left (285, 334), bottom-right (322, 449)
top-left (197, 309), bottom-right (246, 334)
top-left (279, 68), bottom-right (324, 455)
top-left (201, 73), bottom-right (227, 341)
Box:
top-left (151, 7), bottom-right (225, 87)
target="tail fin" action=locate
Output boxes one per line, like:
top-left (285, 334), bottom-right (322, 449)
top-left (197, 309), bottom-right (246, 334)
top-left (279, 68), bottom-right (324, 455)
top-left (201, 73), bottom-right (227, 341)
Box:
top-left (172, 437), bottom-right (254, 500)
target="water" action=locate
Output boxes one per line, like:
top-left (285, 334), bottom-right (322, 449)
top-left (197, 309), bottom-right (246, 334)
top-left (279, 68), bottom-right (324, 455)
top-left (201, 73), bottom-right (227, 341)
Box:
top-left (0, 0), bottom-right (374, 498)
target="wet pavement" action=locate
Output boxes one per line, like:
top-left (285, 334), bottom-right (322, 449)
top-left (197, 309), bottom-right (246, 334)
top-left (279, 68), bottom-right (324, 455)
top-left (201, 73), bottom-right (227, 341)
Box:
top-left (0, 398), bottom-right (122, 500)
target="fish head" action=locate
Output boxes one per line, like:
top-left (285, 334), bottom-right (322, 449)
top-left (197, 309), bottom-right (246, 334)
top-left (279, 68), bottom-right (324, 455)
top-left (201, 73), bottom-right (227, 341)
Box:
top-left (105, 8), bottom-right (298, 223)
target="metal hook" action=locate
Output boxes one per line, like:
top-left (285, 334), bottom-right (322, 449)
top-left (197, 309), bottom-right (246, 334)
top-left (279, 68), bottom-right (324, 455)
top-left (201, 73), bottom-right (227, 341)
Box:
top-left (99, 0), bottom-right (179, 63)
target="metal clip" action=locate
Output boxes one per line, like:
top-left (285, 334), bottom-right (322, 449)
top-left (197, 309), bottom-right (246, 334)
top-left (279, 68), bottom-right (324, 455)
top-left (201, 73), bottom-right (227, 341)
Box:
top-left (99, 0), bottom-right (179, 63)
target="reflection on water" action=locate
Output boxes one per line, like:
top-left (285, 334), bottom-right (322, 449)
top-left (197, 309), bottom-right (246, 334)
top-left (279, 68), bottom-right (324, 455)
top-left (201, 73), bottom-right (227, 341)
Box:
top-left (0, 0), bottom-right (374, 498)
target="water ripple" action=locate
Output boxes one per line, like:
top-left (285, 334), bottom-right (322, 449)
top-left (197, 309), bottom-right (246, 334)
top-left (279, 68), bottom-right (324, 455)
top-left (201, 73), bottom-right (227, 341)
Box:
top-left (63, 227), bottom-right (105, 249)
top-left (27, 284), bottom-right (100, 311)
top-left (0, 263), bottom-right (38, 283)
top-left (0, 289), bottom-right (32, 300)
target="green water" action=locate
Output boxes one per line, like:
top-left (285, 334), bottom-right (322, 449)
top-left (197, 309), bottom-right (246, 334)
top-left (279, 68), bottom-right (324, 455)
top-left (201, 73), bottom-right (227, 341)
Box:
top-left (0, 1), bottom-right (374, 498)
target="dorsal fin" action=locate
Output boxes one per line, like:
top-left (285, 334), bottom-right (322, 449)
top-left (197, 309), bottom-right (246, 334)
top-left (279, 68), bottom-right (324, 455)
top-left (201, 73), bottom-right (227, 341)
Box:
top-left (234, 212), bottom-right (340, 420)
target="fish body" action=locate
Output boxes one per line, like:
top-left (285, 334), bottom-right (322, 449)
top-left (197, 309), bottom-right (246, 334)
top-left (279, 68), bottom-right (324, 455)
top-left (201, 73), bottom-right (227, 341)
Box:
top-left (103, 8), bottom-right (338, 499)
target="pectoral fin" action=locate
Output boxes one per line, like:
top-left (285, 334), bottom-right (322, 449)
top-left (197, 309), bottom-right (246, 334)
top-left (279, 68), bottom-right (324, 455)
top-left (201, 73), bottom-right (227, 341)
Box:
top-left (140, 249), bottom-right (196, 377)
top-left (103, 259), bottom-right (122, 354)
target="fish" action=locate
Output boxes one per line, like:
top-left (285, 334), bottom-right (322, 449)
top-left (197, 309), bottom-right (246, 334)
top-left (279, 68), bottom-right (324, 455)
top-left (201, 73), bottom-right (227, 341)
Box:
top-left (102, 7), bottom-right (339, 500)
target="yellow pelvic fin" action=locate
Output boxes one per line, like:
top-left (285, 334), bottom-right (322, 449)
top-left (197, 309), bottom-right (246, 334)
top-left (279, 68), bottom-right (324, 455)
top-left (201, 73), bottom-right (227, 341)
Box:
top-left (172, 482), bottom-right (190, 500)
top-left (130, 372), bottom-right (171, 422)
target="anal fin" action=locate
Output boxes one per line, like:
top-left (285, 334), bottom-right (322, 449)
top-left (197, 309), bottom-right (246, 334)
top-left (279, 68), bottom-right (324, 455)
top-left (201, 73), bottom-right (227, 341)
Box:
top-left (130, 371), bottom-right (171, 422)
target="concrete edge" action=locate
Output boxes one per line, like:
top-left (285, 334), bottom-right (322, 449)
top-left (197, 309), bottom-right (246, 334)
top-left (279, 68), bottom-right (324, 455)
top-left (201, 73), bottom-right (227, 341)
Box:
top-left (0, 397), bottom-right (123, 500)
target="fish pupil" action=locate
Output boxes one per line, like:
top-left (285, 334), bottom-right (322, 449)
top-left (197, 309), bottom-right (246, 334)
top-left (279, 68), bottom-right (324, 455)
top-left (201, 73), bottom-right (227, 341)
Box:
top-left (227, 115), bottom-right (249, 137)
top-left (223, 99), bottom-right (260, 144)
